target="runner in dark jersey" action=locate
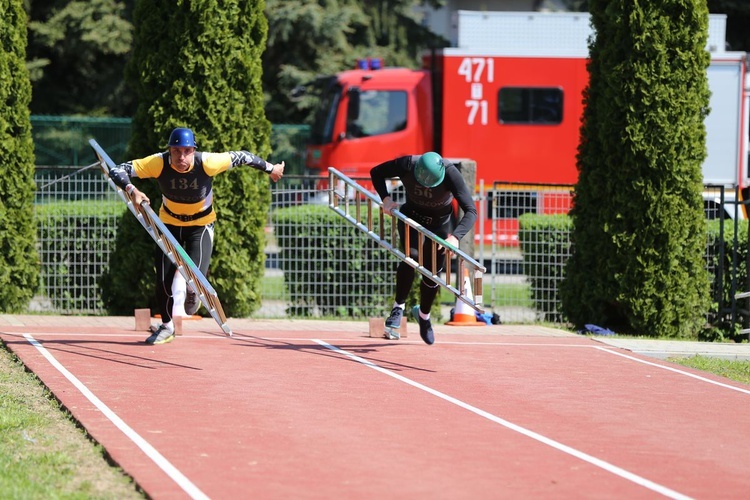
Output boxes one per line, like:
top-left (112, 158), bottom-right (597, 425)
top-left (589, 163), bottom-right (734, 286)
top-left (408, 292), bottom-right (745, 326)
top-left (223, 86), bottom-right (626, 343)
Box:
top-left (109, 127), bottom-right (284, 345)
top-left (370, 152), bottom-right (477, 344)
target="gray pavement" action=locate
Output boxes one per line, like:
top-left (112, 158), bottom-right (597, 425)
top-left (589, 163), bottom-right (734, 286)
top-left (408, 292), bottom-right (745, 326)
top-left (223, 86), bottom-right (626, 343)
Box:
top-left (592, 337), bottom-right (750, 361)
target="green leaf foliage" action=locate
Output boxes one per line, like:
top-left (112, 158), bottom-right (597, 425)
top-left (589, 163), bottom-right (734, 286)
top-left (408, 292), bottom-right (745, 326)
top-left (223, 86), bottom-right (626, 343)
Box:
top-left (561, 0), bottom-right (712, 338)
top-left (0, 0), bottom-right (39, 312)
top-left (35, 201), bottom-right (124, 312)
top-left (27, 0), bottom-right (134, 115)
top-left (102, 0), bottom-right (271, 317)
top-left (262, 0), bottom-right (448, 124)
top-left (98, 210), bottom-right (158, 315)
top-left (705, 218), bottom-right (749, 339)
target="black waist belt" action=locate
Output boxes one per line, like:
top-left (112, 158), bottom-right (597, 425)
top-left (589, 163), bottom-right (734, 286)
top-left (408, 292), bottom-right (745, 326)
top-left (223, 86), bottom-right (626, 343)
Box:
top-left (409, 212), bottom-right (451, 227)
top-left (411, 213), bottom-right (434, 225)
top-left (163, 204), bottom-right (213, 222)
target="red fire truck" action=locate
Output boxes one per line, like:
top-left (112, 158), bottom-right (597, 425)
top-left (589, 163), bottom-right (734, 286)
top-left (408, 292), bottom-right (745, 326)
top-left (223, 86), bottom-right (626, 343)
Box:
top-left (303, 11), bottom-right (748, 244)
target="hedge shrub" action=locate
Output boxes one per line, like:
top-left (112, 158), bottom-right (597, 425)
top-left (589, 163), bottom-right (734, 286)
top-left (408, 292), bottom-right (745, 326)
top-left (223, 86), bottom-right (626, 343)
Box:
top-left (518, 214), bottom-right (572, 323)
top-left (0, 0), bottom-right (38, 312)
top-left (521, 213), bottom-right (746, 339)
top-left (273, 204), bottom-right (394, 317)
top-left (706, 218), bottom-right (749, 339)
top-left (35, 200), bottom-right (124, 312)
top-left (103, 0), bottom-right (272, 317)
top-left (562, 1), bottom-right (711, 338)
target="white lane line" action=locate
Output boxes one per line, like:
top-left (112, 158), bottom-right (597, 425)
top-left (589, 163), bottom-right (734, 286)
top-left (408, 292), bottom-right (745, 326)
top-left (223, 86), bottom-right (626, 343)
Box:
top-left (22, 334), bottom-right (209, 500)
top-left (314, 339), bottom-right (692, 500)
top-left (595, 346), bottom-right (750, 395)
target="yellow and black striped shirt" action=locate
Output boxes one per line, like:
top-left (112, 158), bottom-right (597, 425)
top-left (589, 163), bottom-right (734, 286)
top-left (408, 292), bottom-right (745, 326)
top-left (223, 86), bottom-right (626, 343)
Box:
top-left (111, 150), bottom-right (271, 226)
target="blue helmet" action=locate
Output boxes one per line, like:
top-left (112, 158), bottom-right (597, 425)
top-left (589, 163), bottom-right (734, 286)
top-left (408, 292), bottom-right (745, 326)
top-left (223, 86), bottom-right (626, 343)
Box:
top-left (414, 152), bottom-right (445, 187)
top-left (167, 127), bottom-right (196, 148)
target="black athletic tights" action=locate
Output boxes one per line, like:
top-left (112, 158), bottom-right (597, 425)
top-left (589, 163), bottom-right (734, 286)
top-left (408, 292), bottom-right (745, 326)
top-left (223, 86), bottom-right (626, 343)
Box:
top-left (155, 223), bottom-right (214, 323)
top-left (394, 219), bottom-right (452, 314)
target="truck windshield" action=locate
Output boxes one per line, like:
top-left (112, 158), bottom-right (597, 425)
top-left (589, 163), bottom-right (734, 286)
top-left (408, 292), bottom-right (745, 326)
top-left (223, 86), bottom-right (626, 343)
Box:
top-left (309, 81), bottom-right (342, 145)
top-left (347, 90), bottom-right (407, 138)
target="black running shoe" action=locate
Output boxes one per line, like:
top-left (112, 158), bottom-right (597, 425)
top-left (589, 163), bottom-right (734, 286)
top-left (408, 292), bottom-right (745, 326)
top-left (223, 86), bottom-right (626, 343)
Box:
top-left (412, 305), bottom-right (434, 345)
top-left (385, 306), bottom-right (404, 329)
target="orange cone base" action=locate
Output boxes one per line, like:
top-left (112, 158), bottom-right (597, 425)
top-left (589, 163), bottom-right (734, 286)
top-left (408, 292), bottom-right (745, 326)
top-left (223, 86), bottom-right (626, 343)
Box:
top-left (446, 313), bottom-right (486, 326)
top-left (154, 314), bottom-right (203, 321)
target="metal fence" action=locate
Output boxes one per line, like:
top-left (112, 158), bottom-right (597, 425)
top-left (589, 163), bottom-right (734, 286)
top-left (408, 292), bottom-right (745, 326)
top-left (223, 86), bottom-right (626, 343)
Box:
top-left (31, 170), bottom-right (542, 321)
top-left (31, 165), bottom-right (736, 326)
top-left (34, 165), bottom-right (121, 313)
top-left (32, 115), bottom-right (132, 167)
top-left (30, 115), bottom-right (311, 175)
top-left (486, 182), bottom-right (574, 323)
top-left (32, 171), bottom-right (400, 318)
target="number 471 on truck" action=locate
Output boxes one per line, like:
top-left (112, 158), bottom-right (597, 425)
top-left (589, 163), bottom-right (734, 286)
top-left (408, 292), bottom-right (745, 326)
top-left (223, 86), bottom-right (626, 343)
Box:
top-left (301, 11), bottom-right (749, 245)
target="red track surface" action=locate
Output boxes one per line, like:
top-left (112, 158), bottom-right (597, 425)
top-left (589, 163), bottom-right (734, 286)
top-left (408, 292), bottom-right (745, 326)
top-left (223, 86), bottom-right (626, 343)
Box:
top-left (1, 315), bottom-right (749, 499)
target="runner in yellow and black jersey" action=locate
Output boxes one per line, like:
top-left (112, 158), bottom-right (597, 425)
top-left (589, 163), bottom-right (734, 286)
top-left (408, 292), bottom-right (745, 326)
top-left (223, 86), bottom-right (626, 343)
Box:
top-left (109, 127), bottom-right (284, 345)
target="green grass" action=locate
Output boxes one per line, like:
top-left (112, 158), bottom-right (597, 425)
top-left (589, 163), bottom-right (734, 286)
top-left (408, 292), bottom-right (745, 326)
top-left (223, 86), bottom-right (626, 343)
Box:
top-left (0, 344), bottom-right (143, 498)
top-left (262, 274), bottom-right (532, 308)
top-left (439, 282), bottom-right (531, 307)
top-left (669, 355), bottom-right (750, 384)
top-left (34, 198), bottom-right (125, 217)
top-left (260, 274), bottom-right (287, 299)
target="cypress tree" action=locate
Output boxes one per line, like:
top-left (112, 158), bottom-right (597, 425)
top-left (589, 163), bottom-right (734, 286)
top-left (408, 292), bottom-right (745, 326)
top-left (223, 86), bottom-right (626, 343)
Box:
top-left (0, 0), bottom-right (39, 312)
top-left (101, 0), bottom-right (271, 317)
top-left (561, 0), bottom-right (712, 338)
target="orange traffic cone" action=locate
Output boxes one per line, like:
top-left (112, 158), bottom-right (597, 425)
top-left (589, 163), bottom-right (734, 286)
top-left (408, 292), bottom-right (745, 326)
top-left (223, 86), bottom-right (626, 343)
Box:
top-left (446, 271), bottom-right (485, 326)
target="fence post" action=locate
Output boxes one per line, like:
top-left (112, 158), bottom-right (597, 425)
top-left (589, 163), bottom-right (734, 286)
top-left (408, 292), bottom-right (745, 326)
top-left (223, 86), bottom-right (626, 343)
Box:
top-left (451, 158), bottom-right (476, 260)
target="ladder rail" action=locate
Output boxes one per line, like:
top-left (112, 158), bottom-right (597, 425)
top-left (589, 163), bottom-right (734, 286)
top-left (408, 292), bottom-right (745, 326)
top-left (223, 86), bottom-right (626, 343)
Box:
top-left (89, 139), bottom-right (232, 336)
top-left (328, 167), bottom-right (486, 314)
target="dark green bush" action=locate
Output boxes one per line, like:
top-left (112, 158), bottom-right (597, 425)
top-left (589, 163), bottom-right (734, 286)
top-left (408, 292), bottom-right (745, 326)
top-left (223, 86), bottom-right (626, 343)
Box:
top-left (706, 218), bottom-right (749, 339)
top-left (274, 204), bottom-right (394, 317)
top-left (98, 208), bottom-right (157, 315)
top-left (562, 1), bottom-right (711, 338)
top-left (0, 0), bottom-right (38, 312)
top-left (103, 0), bottom-right (272, 317)
top-left (518, 214), bottom-right (572, 323)
top-left (35, 200), bottom-right (124, 311)
top-left (521, 213), bottom-right (745, 339)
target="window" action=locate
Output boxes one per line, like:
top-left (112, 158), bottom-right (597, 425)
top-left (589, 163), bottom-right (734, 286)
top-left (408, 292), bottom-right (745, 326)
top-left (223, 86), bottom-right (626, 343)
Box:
top-left (310, 82), bottom-right (342, 145)
top-left (499, 87), bottom-right (563, 124)
top-left (348, 90), bottom-right (407, 138)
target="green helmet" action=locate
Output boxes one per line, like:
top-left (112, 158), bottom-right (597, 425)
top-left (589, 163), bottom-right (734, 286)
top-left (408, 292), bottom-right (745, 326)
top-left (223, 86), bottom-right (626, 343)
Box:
top-left (414, 152), bottom-right (445, 187)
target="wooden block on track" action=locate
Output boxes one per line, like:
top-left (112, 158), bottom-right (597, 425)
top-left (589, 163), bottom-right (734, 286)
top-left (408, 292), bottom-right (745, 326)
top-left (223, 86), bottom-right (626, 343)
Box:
top-left (134, 308), bottom-right (151, 331)
top-left (369, 318), bottom-right (384, 338)
top-left (398, 317), bottom-right (408, 338)
top-left (369, 317), bottom-right (407, 339)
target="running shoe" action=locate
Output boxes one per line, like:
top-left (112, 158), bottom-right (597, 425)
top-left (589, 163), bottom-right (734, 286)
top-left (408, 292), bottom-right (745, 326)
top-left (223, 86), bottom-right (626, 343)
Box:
top-left (412, 305), bottom-right (435, 345)
top-left (145, 324), bottom-right (175, 345)
top-left (385, 306), bottom-right (404, 329)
